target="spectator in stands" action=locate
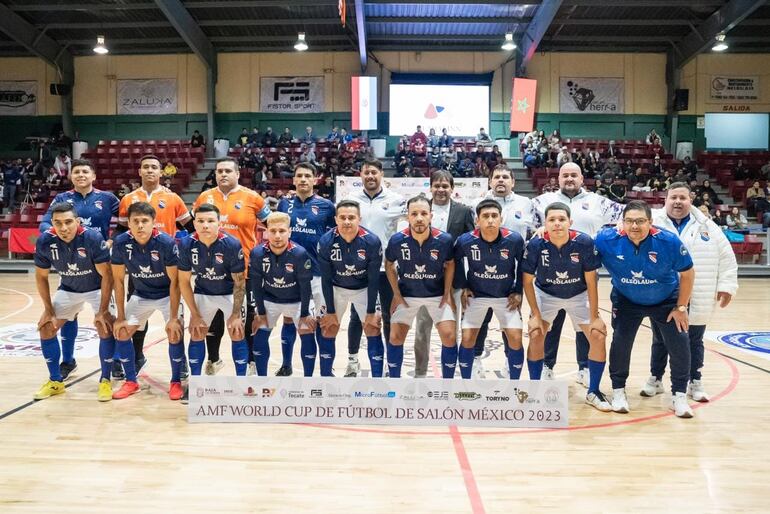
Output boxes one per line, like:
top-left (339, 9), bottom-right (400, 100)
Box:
top-left (410, 125), bottom-right (428, 147)
top-left (162, 177), bottom-right (174, 191)
top-left (487, 145), bottom-right (504, 168)
top-left (248, 127), bottom-right (261, 147)
top-left (697, 179), bottom-right (722, 204)
top-left (682, 155), bottom-right (698, 180)
top-left (760, 160), bottom-right (770, 180)
top-left (277, 127), bottom-right (293, 147)
top-left (53, 150), bottom-right (71, 177)
top-left (596, 176), bottom-right (613, 197)
top-left (556, 146), bottom-right (572, 167)
top-left (672, 167), bottom-right (688, 184)
top-left (21, 158), bottom-right (37, 184)
top-left (395, 154), bottom-right (410, 176)
top-left (523, 147), bottom-right (540, 170)
top-left (190, 130), bottom-right (205, 148)
top-left (609, 177), bottom-right (627, 203)
top-left (262, 127), bottom-right (276, 147)
top-left (621, 159), bottom-right (635, 178)
top-left (457, 156), bottom-right (473, 177)
top-left (695, 192), bottom-right (715, 212)
top-left (427, 146), bottom-right (442, 169)
top-left (712, 208), bottom-right (727, 227)
top-left (443, 145), bottom-right (458, 164)
top-left (726, 206), bottom-right (748, 230)
top-left (661, 170), bottom-right (674, 190)
top-left (578, 156), bottom-right (595, 178)
top-left (301, 126), bottom-right (316, 146)
top-left (697, 205), bottom-right (712, 219)
top-left (327, 126), bottom-right (340, 143)
top-left (440, 155), bottom-right (457, 175)
top-left (734, 159), bottom-right (749, 181)
top-left (1, 161), bottom-right (21, 213)
top-left (477, 127), bottom-right (491, 142)
top-left (201, 174), bottom-right (216, 193)
top-left (600, 164), bottom-right (616, 184)
top-left (239, 147), bottom-right (256, 172)
top-left (116, 183), bottom-right (132, 200)
top-left (587, 148), bottom-right (601, 170)
top-left (646, 176), bottom-right (664, 192)
top-left (298, 144), bottom-right (316, 165)
top-left (275, 148), bottom-right (291, 177)
top-left (645, 129), bottom-right (661, 146)
top-left (548, 130), bottom-right (561, 153)
top-left (237, 128), bottom-right (250, 147)
top-left (541, 176), bottom-right (559, 194)
top-left (438, 128), bottom-right (453, 148)
top-left (629, 168), bottom-right (649, 192)
top-left (606, 140), bottom-right (622, 159)
top-left (470, 143), bottom-right (485, 163)
top-left (340, 128), bottom-right (353, 145)
top-left (650, 155), bottom-right (664, 176)
top-left (472, 156), bottom-right (489, 178)
top-left (162, 161), bottom-right (177, 178)
top-left (427, 128), bottom-right (440, 148)
top-left (129, 180), bottom-right (140, 191)
top-left (746, 180), bottom-right (768, 217)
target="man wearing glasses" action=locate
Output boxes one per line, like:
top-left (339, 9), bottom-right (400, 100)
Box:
top-left (595, 200), bottom-right (695, 418)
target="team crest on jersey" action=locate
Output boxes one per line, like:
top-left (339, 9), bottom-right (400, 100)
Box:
top-left (582, 202), bottom-right (589, 210)
top-left (285, 263), bottom-right (294, 273)
top-left (500, 249), bottom-right (509, 260)
top-left (648, 251), bottom-right (658, 263)
top-left (311, 205), bottom-right (319, 215)
top-left (215, 253), bottom-right (224, 264)
top-left (77, 247), bottom-right (87, 258)
top-left (570, 252), bottom-right (580, 263)
top-left (381, 203), bottom-right (389, 210)
top-left (150, 250), bottom-right (160, 261)
top-left (94, 200), bottom-right (103, 210)
top-left (357, 249), bottom-right (366, 260)
top-left (158, 200), bottom-right (166, 209)
top-left (234, 201), bottom-right (243, 210)
top-left (514, 210), bottom-right (522, 219)
top-left (430, 249), bottom-right (439, 260)
top-left (700, 230), bottom-right (710, 242)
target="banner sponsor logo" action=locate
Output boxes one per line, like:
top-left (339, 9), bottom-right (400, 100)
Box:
top-left (710, 76), bottom-right (759, 102)
top-left (117, 79), bottom-right (177, 115)
top-left (0, 81), bottom-right (37, 115)
top-left (560, 78), bottom-right (624, 114)
top-left (0, 323), bottom-right (101, 357)
top-left (707, 331), bottom-right (770, 360)
top-left (260, 76), bottom-right (324, 113)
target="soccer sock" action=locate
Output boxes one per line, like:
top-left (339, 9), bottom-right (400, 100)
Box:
top-left (231, 339), bottom-right (249, 376)
top-left (188, 340), bottom-right (205, 376)
top-left (98, 336), bottom-right (115, 381)
top-left (317, 335), bottom-right (336, 377)
top-left (168, 343), bottom-right (185, 382)
top-left (300, 333), bottom-right (317, 377)
top-left (132, 323), bottom-right (147, 361)
top-left (280, 322), bottom-right (297, 367)
top-left (441, 345), bottom-right (458, 379)
top-left (40, 336), bottom-right (62, 382)
top-left (386, 342), bottom-right (404, 378)
top-left (60, 319), bottom-right (78, 364)
top-left (587, 359), bottom-right (606, 394)
top-left (253, 329), bottom-right (271, 376)
top-left (366, 335), bottom-right (385, 378)
top-left (527, 359), bottom-right (544, 380)
top-left (116, 339), bottom-right (137, 382)
top-left (507, 347), bottom-right (525, 379)
top-left (458, 346), bottom-right (475, 379)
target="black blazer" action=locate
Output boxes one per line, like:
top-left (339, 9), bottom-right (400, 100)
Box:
top-left (445, 199), bottom-right (476, 240)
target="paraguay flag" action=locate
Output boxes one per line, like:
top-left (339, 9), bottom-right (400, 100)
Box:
top-left (351, 76), bottom-right (377, 131)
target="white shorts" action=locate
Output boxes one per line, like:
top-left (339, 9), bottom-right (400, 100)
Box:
top-left (125, 295), bottom-right (175, 327)
top-left (391, 296), bottom-right (455, 327)
top-left (462, 297), bottom-right (523, 330)
top-left (264, 300), bottom-right (303, 329)
top-left (536, 289), bottom-right (590, 332)
top-left (331, 286), bottom-right (368, 321)
top-left (53, 289), bottom-right (102, 321)
top-left (310, 276), bottom-right (326, 317)
top-left (195, 293), bottom-right (235, 326)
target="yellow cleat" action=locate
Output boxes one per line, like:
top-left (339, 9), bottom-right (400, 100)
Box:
top-left (97, 378), bottom-right (113, 402)
top-left (33, 380), bottom-right (65, 400)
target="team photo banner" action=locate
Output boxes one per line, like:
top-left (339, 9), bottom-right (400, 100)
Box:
top-left (709, 76), bottom-right (760, 102)
top-left (0, 80), bottom-right (37, 115)
top-left (335, 177), bottom-right (488, 207)
top-left (188, 376), bottom-right (569, 428)
top-left (260, 76), bottom-right (324, 113)
top-left (117, 79), bottom-right (178, 115)
top-left (560, 77), bottom-right (624, 114)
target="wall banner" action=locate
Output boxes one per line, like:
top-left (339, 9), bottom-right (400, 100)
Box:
top-left (0, 81), bottom-right (37, 115)
top-left (709, 76), bottom-right (759, 102)
top-left (260, 76), bottom-right (324, 113)
top-left (117, 79), bottom-right (178, 115)
top-left (559, 77), bottom-right (624, 114)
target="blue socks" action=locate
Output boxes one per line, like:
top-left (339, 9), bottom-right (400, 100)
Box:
top-left (232, 339), bottom-right (248, 376)
top-left (458, 346), bottom-right (475, 379)
top-left (507, 347), bottom-right (525, 379)
top-left (527, 359), bottom-right (544, 380)
top-left (441, 345), bottom-right (458, 379)
top-left (168, 343), bottom-right (185, 382)
top-left (41, 336), bottom-right (62, 381)
top-left (116, 339), bottom-right (137, 382)
top-left (301, 333), bottom-right (318, 376)
top-left (60, 319), bottom-right (78, 364)
top-left (188, 340), bottom-right (205, 375)
top-left (587, 359), bottom-right (605, 394)
top-left (366, 335), bottom-right (384, 377)
top-left (280, 322), bottom-right (297, 367)
top-left (253, 329), bottom-right (271, 376)
top-left (98, 336), bottom-right (115, 381)
top-left (386, 342), bottom-right (404, 378)
top-left (318, 335), bottom-right (336, 377)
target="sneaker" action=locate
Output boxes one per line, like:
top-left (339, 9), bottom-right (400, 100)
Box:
top-left (670, 392), bottom-right (694, 418)
top-left (688, 380), bottom-right (710, 402)
top-left (97, 378), bottom-right (112, 402)
top-left (611, 388), bottom-right (630, 413)
top-left (112, 381), bottom-right (140, 400)
top-left (499, 366), bottom-right (510, 379)
top-left (576, 368), bottom-right (590, 388)
top-left (135, 356), bottom-right (148, 375)
top-left (205, 359), bottom-right (224, 376)
top-left (640, 376), bottom-right (665, 397)
top-left (33, 380), bottom-right (65, 400)
top-left (169, 381), bottom-right (184, 401)
top-left (59, 360), bottom-right (78, 381)
top-left (344, 356), bottom-right (360, 378)
top-left (414, 371), bottom-right (427, 378)
top-left (247, 362), bottom-right (256, 376)
top-left (275, 365), bottom-right (293, 377)
top-left (111, 360), bottom-right (125, 380)
top-left (181, 386), bottom-right (189, 405)
top-left (542, 365), bottom-right (555, 380)
top-left (585, 390), bottom-right (612, 412)
top-left (472, 357), bottom-right (485, 379)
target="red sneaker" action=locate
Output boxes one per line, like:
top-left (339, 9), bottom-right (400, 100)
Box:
top-left (169, 381), bottom-right (184, 401)
top-left (112, 381), bottom-right (140, 400)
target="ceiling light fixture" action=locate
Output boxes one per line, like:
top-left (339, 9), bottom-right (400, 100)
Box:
top-left (294, 32), bottom-right (308, 51)
top-left (501, 32), bottom-right (516, 51)
top-left (93, 35), bottom-right (109, 54)
top-left (712, 33), bottom-right (728, 52)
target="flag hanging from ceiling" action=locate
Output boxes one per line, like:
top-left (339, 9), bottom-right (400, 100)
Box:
top-left (510, 78), bottom-right (537, 133)
top-left (351, 76), bottom-right (377, 131)
top-left (339, 0), bottom-right (346, 27)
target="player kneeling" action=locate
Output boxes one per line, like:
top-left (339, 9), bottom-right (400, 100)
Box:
top-left (521, 202), bottom-right (611, 412)
top-left (111, 202), bottom-right (184, 400)
top-left (33, 203), bottom-right (115, 401)
top-left (249, 212), bottom-right (315, 375)
top-left (455, 199), bottom-right (525, 379)
top-left (317, 200), bottom-right (384, 377)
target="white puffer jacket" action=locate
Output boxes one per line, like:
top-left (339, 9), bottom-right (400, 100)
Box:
top-left (652, 206), bottom-right (738, 325)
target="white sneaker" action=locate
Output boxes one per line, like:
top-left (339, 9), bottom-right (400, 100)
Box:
top-left (688, 380), bottom-right (710, 402)
top-left (611, 388), bottom-right (630, 413)
top-left (344, 356), bottom-right (360, 378)
top-left (576, 368), bottom-right (590, 388)
top-left (640, 376), bottom-right (665, 397)
top-left (414, 371), bottom-right (427, 378)
top-left (670, 392), bottom-right (694, 418)
top-left (585, 390), bottom-right (612, 412)
top-left (472, 357), bottom-right (485, 379)
top-left (542, 365), bottom-right (555, 380)
top-left (204, 359), bottom-right (224, 376)
top-left (247, 362), bottom-right (256, 376)
top-left (499, 366), bottom-right (510, 379)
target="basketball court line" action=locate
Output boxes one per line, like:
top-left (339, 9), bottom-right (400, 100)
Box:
top-left (713, 350), bottom-right (770, 374)
top-left (0, 368), bottom-right (100, 421)
top-left (0, 287), bottom-right (34, 323)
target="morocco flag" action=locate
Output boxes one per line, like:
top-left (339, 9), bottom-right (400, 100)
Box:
top-left (510, 78), bottom-right (537, 132)
top-left (351, 76), bottom-right (377, 131)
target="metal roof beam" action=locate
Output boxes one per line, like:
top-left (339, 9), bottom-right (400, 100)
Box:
top-left (11, 0), bottom-right (340, 9)
top-left (38, 19), bottom-right (345, 29)
top-left (562, 0), bottom-right (724, 5)
top-left (354, 0), bottom-right (367, 72)
top-left (367, 16), bottom-right (533, 24)
top-left (552, 19), bottom-right (701, 26)
top-left (519, 0), bottom-right (563, 76)
top-left (153, 0), bottom-right (216, 73)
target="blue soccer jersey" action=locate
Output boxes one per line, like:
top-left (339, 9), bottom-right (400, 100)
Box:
top-left (40, 189), bottom-right (120, 239)
top-left (177, 231), bottom-right (245, 296)
top-left (521, 230), bottom-right (601, 299)
top-left (454, 228), bottom-right (525, 298)
top-left (385, 227), bottom-right (454, 298)
top-left (111, 230), bottom-right (179, 300)
top-left (34, 226), bottom-right (110, 293)
top-left (249, 241), bottom-right (313, 317)
top-left (595, 226), bottom-right (693, 306)
top-left (317, 226), bottom-right (382, 314)
top-left (277, 194), bottom-right (336, 276)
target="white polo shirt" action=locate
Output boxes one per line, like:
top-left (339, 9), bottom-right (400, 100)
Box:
top-left (344, 187), bottom-right (407, 269)
top-left (532, 188), bottom-right (624, 237)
